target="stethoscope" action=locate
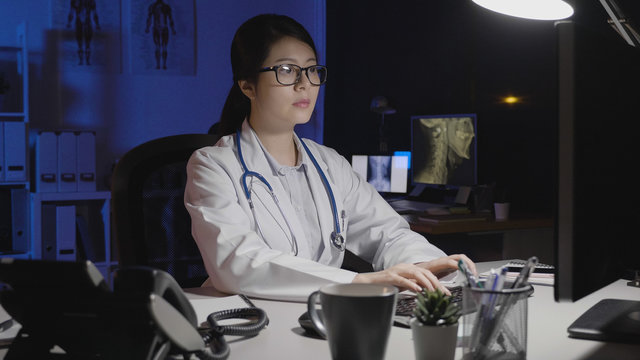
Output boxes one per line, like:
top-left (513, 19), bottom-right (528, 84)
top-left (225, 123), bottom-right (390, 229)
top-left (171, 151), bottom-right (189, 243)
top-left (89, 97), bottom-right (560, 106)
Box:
top-left (236, 129), bottom-right (346, 254)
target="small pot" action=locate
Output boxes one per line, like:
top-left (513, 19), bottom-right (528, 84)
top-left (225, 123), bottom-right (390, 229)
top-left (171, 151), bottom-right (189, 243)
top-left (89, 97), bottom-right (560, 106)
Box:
top-left (410, 317), bottom-right (458, 360)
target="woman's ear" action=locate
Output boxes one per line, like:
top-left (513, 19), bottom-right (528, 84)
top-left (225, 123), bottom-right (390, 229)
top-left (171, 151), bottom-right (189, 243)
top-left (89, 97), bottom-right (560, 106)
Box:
top-left (238, 80), bottom-right (256, 100)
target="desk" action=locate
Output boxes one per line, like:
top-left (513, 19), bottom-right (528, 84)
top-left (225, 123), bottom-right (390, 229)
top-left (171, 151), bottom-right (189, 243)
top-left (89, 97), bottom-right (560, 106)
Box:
top-left (404, 214), bottom-right (552, 235)
top-left (185, 261), bottom-right (640, 360)
top-left (404, 215), bottom-right (554, 264)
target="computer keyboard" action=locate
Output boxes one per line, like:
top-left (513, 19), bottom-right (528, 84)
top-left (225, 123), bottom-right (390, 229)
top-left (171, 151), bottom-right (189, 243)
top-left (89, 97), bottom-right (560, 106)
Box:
top-left (395, 285), bottom-right (463, 317)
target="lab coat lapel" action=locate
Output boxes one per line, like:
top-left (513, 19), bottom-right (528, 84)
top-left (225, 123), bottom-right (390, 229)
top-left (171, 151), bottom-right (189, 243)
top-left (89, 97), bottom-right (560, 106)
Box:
top-left (298, 137), bottom-right (345, 265)
top-left (239, 122), bottom-right (310, 256)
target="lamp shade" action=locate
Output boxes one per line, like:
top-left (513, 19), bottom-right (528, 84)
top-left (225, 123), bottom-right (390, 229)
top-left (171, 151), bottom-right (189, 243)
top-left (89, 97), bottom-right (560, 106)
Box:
top-left (472, 0), bottom-right (574, 20)
top-left (370, 96), bottom-right (396, 115)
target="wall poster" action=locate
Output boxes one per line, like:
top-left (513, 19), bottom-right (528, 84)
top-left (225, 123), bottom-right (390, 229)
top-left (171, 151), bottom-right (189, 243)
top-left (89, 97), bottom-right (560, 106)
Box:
top-left (130, 0), bottom-right (196, 76)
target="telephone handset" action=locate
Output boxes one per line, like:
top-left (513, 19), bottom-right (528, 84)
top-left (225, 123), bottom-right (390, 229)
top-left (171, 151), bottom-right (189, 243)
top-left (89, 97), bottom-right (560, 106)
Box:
top-left (113, 267), bottom-right (205, 357)
top-left (114, 266), bottom-right (270, 360)
top-left (0, 259), bottom-right (268, 360)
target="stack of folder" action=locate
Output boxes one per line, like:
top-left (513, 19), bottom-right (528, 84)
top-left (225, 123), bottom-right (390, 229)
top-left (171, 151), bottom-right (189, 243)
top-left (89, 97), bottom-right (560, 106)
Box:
top-left (33, 130), bottom-right (96, 192)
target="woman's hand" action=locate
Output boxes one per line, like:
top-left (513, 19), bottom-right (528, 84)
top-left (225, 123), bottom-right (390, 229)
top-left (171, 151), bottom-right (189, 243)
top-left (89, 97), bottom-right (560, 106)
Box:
top-left (416, 254), bottom-right (477, 278)
top-left (352, 263), bottom-right (450, 294)
top-left (351, 254), bottom-right (477, 294)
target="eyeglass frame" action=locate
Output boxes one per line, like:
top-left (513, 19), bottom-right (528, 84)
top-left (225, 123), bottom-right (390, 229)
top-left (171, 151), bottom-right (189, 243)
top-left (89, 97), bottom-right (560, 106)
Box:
top-left (258, 64), bottom-right (328, 86)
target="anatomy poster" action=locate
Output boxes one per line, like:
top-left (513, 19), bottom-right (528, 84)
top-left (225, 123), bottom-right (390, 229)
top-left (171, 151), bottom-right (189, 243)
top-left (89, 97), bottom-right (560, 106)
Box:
top-left (130, 0), bottom-right (195, 75)
top-left (51, 0), bottom-right (121, 73)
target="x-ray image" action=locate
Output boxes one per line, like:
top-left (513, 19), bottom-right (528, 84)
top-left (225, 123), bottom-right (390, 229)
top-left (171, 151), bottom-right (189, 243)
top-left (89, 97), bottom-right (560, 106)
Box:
top-left (367, 156), bottom-right (392, 192)
top-left (412, 116), bottom-right (476, 186)
top-left (351, 155), bottom-right (409, 193)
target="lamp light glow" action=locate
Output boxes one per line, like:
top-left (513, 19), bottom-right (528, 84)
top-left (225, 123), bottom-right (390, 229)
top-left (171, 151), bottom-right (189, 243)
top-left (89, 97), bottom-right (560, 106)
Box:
top-left (472, 0), bottom-right (574, 20)
top-left (502, 96), bottom-right (521, 104)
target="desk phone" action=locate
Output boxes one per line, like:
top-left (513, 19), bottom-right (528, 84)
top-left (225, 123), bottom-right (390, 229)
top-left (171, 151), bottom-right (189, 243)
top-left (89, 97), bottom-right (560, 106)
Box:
top-left (0, 259), bottom-right (267, 360)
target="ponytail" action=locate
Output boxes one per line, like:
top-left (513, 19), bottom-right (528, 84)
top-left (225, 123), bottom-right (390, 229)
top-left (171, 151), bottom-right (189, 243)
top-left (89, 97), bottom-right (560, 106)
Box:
top-left (218, 82), bottom-right (250, 136)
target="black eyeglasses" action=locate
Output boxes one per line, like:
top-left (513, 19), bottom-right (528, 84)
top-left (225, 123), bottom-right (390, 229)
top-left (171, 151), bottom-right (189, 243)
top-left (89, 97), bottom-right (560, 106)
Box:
top-left (259, 64), bottom-right (328, 86)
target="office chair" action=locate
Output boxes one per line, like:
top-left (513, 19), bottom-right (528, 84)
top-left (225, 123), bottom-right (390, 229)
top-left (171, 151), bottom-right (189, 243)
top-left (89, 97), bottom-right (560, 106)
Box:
top-left (111, 134), bottom-right (219, 288)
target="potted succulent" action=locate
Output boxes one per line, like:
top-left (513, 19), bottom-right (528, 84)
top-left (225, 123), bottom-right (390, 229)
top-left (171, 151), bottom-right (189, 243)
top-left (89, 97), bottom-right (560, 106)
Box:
top-left (410, 288), bottom-right (461, 360)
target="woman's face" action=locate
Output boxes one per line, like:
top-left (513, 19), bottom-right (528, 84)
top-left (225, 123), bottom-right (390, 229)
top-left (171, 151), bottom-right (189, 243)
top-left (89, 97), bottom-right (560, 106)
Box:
top-left (243, 36), bottom-right (320, 133)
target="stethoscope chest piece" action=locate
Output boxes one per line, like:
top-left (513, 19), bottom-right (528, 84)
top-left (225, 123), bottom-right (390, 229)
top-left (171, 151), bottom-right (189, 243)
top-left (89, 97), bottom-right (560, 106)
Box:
top-left (331, 232), bottom-right (345, 252)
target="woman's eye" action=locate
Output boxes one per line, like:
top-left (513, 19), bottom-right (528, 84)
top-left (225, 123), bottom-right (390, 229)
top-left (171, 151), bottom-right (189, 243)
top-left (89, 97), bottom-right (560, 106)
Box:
top-left (279, 66), bottom-right (293, 74)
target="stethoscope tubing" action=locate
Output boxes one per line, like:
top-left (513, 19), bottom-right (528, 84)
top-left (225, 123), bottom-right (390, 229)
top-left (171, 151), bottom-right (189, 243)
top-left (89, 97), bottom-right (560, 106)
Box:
top-left (298, 140), bottom-right (342, 237)
top-left (235, 129), bottom-right (344, 252)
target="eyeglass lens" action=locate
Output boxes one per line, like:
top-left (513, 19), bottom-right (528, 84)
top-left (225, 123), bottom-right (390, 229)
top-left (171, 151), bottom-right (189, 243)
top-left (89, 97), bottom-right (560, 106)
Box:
top-left (276, 65), bottom-right (327, 85)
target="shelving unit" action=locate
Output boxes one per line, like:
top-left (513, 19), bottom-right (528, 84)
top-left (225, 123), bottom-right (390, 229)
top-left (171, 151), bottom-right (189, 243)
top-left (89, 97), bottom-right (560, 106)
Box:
top-left (0, 22), bottom-right (29, 259)
top-left (1, 24), bottom-right (114, 284)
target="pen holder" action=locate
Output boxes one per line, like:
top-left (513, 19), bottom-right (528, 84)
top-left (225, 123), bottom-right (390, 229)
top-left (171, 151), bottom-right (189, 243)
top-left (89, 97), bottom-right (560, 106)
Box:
top-left (460, 284), bottom-right (533, 360)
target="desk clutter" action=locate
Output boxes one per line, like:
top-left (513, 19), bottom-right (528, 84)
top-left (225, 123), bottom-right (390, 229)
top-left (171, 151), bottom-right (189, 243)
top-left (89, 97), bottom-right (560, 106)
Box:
top-left (31, 130), bottom-right (96, 192)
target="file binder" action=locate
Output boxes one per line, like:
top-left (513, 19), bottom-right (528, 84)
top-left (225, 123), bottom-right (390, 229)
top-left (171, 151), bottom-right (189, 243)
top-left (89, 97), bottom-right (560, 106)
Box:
top-left (76, 131), bottom-right (96, 192)
top-left (3, 122), bottom-right (27, 182)
top-left (0, 189), bottom-right (10, 251)
top-left (0, 123), bottom-right (4, 181)
top-left (41, 204), bottom-right (57, 260)
top-left (55, 205), bottom-right (76, 261)
top-left (9, 188), bottom-right (27, 253)
top-left (57, 132), bottom-right (77, 192)
top-left (34, 131), bottom-right (58, 192)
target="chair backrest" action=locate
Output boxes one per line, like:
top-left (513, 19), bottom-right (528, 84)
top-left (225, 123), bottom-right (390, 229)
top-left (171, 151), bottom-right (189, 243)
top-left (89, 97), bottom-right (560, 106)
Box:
top-left (111, 134), bottom-right (219, 287)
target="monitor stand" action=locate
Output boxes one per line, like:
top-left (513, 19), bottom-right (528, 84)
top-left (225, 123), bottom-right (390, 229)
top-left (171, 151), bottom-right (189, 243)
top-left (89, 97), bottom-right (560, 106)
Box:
top-left (567, 298), bottom-right (640, 343)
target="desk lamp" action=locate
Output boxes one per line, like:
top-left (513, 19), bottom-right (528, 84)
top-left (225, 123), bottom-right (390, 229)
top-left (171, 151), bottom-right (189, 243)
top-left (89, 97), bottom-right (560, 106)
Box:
top-left (471, 0), bottom-right (574, 20)
top-left (471, 0), bottom-right (640, 47)
top-left (370, 96), bottom-right (396, 153)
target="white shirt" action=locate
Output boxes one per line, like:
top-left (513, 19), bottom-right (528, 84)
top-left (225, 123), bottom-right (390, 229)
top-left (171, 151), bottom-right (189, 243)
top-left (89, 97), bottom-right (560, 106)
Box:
top-left (258, 136), bottom-right (324, 261)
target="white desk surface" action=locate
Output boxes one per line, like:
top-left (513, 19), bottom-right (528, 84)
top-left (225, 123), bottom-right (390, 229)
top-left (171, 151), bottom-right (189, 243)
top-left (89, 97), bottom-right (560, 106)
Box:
top-left (185, 261), bottom-right (640, 360)
top-left (0, 261), bottom-right (638, 359)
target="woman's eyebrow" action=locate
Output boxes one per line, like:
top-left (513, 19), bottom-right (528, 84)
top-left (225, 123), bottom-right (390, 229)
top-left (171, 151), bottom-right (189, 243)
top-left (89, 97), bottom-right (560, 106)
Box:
top-left (273, 57), bottom-right (317, 63)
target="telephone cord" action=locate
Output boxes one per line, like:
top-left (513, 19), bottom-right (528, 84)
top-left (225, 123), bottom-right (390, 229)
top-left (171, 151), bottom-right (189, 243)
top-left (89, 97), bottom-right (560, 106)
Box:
top-left (195, 307), bottom-right (269, 360)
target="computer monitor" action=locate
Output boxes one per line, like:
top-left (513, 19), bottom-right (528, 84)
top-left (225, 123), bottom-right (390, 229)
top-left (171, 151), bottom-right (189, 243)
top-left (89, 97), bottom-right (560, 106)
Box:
top-left (351, 155), bottom-right (409, 194)
top-left (555, 20), bottom-right (640, 342)
top-left (410, 114), bottom-right (477, 188)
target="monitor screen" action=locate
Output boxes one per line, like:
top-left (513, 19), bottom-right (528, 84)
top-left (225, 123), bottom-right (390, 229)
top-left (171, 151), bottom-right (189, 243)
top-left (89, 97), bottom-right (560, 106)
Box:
top-left (410, 114), bottom-right (477, 187)
top-left (554, 20), bottom-right (640, 343)
top-left (351, 155), bottom-right (409, 193)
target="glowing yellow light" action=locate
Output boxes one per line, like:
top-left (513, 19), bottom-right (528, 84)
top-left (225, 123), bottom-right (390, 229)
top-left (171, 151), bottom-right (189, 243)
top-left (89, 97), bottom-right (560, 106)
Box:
top-left (502, 96), bottom-right (520, 104)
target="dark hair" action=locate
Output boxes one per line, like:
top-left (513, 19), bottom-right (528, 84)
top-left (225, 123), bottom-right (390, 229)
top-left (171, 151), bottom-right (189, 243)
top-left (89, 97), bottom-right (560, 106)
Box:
top-left (217, 14), bottom-right (318, 136)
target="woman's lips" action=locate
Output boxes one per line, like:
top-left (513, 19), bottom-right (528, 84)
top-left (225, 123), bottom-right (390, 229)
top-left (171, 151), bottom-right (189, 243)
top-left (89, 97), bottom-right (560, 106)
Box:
top-left (293, 99), bottom-right (310, 108)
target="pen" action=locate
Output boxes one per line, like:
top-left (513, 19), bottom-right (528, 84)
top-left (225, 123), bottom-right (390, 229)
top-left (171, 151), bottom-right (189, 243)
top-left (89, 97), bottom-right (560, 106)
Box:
top-left (485, 267), bottom-right (507, 319)
top-left (511, 256), bottom-right (539, 289)
top-left (476, 267), bottom-right (509, 357)
top-left (458, 259), bottom-right (477, 288)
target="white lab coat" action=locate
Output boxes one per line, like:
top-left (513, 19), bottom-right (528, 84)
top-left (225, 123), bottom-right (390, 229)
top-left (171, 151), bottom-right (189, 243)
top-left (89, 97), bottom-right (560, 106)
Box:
top-left (184, 120), bottom-right (446, 302)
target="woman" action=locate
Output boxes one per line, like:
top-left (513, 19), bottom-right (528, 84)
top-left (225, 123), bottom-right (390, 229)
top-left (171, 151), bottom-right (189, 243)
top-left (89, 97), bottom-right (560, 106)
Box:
top-left (185, 14), bottom-right (475, 301)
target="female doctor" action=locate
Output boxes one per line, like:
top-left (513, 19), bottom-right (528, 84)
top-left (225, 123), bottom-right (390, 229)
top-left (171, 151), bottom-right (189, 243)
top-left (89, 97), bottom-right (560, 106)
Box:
top-left (184, 14), bottom-right (476, 302)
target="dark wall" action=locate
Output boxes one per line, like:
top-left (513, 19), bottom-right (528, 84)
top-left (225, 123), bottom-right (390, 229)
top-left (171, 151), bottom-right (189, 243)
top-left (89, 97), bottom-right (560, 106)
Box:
top-left (325, 0), bottom-right (640, 214)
